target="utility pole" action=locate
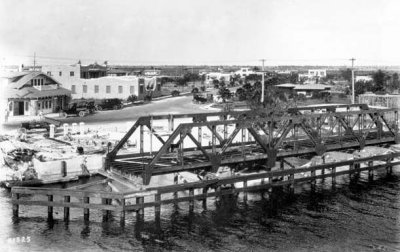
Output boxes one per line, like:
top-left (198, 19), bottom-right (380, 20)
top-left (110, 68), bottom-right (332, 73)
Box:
top-left (260, 59), bottom-right (266, 103)
top-left (350, 58), bottom-right (356, 104)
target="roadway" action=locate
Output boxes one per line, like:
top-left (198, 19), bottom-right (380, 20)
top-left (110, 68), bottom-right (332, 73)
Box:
top-left (1, 96), bottom-right (216, 131)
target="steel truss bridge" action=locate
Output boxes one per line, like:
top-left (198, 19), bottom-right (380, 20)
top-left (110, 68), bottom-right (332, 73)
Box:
top-left (105, 104), bottom-right (399, 185)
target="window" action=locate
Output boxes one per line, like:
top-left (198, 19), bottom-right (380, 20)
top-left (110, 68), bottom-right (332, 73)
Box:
top-left (41, 79), bottom-right (44, 85)
top-left (83, 85), bottom-right (87, 93)
top-left (34, 79), bottom-right (37, 86)
top-left (47, 71), bottom-right (51, 76)
top-left (49, 101), bottom-right (52, 108)
top-left (71, 85), bottom-right (76, 94)
top-left (31, 80), bottom-right (33, 85)
top-left (59, 71), bottom-right (62, 76)
top-left (106, 85), bottom-right (111, 93)
top-left (70, 71), bottom-right (74, 77)
top-left (130, 86), bottom-right (134, 94)
top-left (95, 85), bottom-right (99, 93)
top-left (118, 86), bottom-right (123, 93)
top-left (45, 101), bottom-right (48, 109)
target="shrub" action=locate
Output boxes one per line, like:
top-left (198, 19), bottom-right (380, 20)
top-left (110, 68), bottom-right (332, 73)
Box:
top-left (191, 87), bottom-right (199, 94)
top-left (200, 86), bottom-right (206, 92)
top-left (127, 95), bottom-right (138, 103)
top-left (171, 90), bottom-right (180, 97)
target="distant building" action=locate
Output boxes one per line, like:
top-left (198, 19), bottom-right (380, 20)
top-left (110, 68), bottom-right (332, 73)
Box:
top-left (143, 69), bottom-right (161, 76)
top-left (107, 68), bottom-right (129, 77)
top-left (308, 69), bottom-right (327, 78)
top-left (298, 69), bottom-right (327, 83)
top-left (355, 75), bottom-right (373, 82)
top-left (80, 63), bottom-right (107, 79)
top-left (235, 67), bottom-right (255, 77)
top-left (205, 72), bottom-right (232, 85)
top-left (0, 71), bottom-right (71, 116)
top-left (275, 83), bottom-right (331, 97)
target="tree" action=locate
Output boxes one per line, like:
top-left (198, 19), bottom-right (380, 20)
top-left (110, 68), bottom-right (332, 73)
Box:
top-left (372, 70), bottom-right (389, 92)
top-left (354, 80), bottom-right (374, 96)
top-left (340, 68), bottom-right (352, 82)
top-left (212, 79), bottom-right (220, 89)
top-left (388, 73), bottom-right (400, 92)
top-left (218, 86), bottom-right (232, 102)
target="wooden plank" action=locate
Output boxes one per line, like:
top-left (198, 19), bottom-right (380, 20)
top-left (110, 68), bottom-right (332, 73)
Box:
top-left (67, 179), bottom-right (109, 190)
top-left (12, 199), bottom-right (122, 211)
top-left (11, 187), bottom-right (124, 199)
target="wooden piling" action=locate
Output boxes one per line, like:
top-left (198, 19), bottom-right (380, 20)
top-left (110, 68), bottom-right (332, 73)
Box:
top-left (61, 161), bottom-right (67, 177)
top-left (48, 195), bottom-right (53, 220)
top-left (64, 196), bottom-right (70, 221)
top-left (154, 194), bottom-right (161, 222)
top-left (311, 167), bottom-right (316, 191)
top-left (368, 161), bottom-right (374, 181)
top-left (202, 187), bottom-right (208, 210)
top-left (83, 196), bottom-right (90, 221)
top-left (102, 198), bottom-right (108, 221)
top-left (289, 173), bottom-right (294, 194)
top-left (189, 188), bottom-right (194, 213)
top-left (243, 180), bottom-right (248, 202)
top-left (332, 166), bottom-right (336, 187)
top-left (120, 199), bottom-right (126, 225)
top-left (349, 163), bottom-right (354, 179)
top-left (136, 197), bottom-right (144, 216)
top-left (12, 193), bottom-right (19, 218)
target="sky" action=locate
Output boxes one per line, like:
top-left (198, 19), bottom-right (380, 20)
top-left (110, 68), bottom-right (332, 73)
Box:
top-left (1, 0), bottom-right (400, 66)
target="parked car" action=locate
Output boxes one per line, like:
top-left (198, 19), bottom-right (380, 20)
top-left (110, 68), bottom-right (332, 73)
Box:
top-left (21, 117), bottom-right (62, 131)
top-left (61, 102), bottom-right (91, 118)
top-left (95, 99), bottom-right (123, 111)
top-left (72, 100), bottom-right (96, 114)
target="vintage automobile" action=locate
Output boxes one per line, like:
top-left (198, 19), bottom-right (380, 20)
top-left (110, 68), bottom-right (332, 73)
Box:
top-left (95, 98), bottom-right (123, 111)
top-left (61, 102), bottom-right (91, 118)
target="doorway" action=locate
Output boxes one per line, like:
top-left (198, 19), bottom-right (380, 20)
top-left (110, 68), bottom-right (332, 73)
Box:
top-left (18, 101), bottom-right (24, 115)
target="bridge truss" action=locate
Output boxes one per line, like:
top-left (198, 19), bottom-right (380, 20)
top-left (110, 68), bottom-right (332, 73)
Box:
top-left (106, 104), bottom-right (399, 185)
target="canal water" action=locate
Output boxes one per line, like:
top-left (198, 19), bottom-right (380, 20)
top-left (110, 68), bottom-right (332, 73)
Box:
top-left (1, 168), bottom-right (400, 252)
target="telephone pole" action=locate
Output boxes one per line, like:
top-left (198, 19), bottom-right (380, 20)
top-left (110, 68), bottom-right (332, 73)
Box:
top-left (260, 59), bottom-right (266, 103)
top-left (350, 58), bottom-right (356, 104)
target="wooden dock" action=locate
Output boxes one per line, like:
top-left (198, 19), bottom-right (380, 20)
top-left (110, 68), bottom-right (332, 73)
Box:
top-left (11, 152), bottom-right (400, 223)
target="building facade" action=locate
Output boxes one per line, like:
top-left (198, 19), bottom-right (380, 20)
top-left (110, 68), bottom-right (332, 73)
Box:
top-left (0, 71), bottom-right (71, 116)
top-left (68, 76), bottom-right (162, 100)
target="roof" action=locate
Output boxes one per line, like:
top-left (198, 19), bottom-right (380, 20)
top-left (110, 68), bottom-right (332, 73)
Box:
top-left (294, 84), bottom-right (331, 90)
top-left (7, 71), bottom-right (60, 89)
top-left (6, 86), bottom-right (71, 99)
top-left (275, 83), bottom-right (296, 88)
